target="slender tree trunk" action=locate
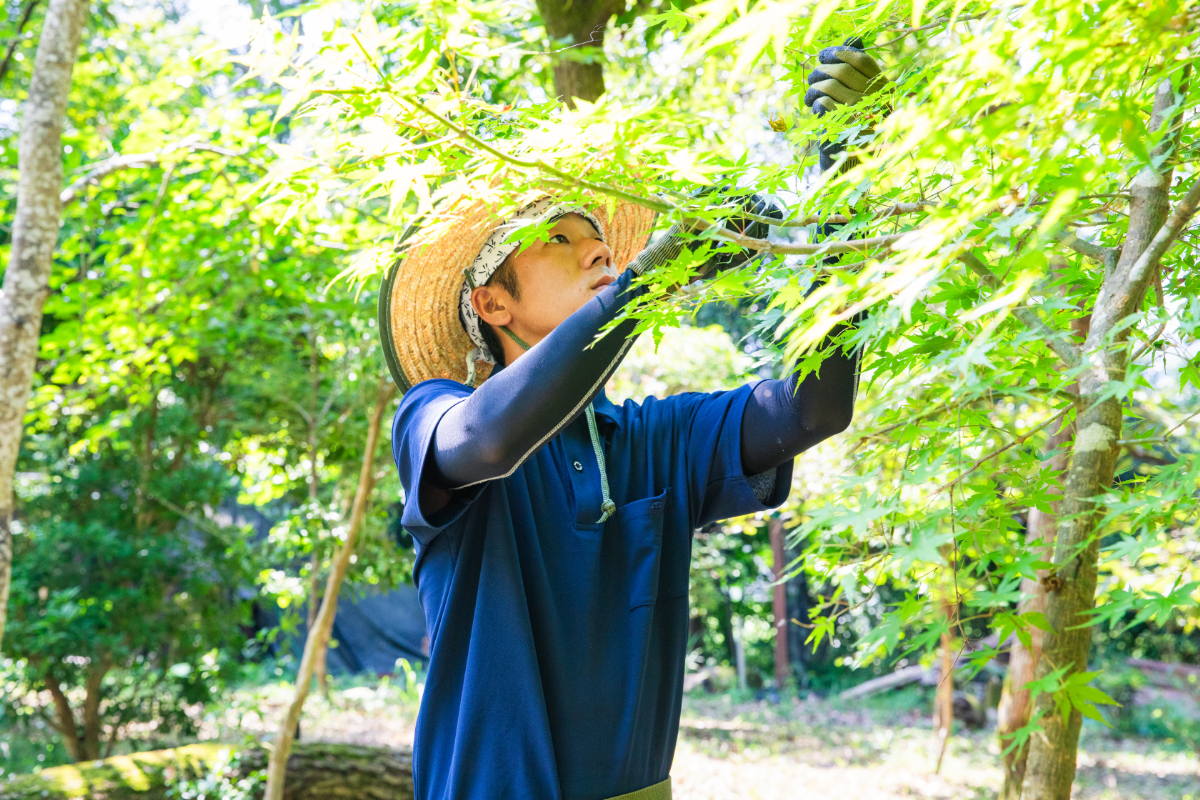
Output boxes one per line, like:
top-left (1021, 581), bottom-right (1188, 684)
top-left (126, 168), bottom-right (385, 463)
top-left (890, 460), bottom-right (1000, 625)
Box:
top-left (264, 381), bottom-right (397, 800)
top-left (534, 0), bottom-right (618, 107)
top-left (81, 659), bottom-right (108, 760)
top-left (718, 578), bottom-right (736, 666)
top-left (934, 604), bottom-right (955, 773)
top-left (0, 0), bottom-right (88, 655)
top-left (304, 324), bottom-right (330, 697)
top-left (998, 310), bottom-right (1090, 800)
top-left (768, 517), bottom-right (790, 689)
top-left (306, 422), bottom-right (328, 696)
top-left (44, 673), bottom-right (83, 762)
top-left (1022, 74), bottom-right (1188, 800)
top-left (997, 439), bottom-right (1063, 797)
top-left (785, 548), bottom-right (810, 686)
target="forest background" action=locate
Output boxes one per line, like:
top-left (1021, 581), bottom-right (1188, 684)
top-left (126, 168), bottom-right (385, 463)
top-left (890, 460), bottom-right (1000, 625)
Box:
top-left (0, 1), bottom-right (1199, 799)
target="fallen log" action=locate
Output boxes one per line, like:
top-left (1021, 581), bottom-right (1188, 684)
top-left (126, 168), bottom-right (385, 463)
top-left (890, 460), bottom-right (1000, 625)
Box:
top-left (1127, 657), bottom-right (1200, 687)
top-left (838, 664), bottom-right (931, 700)
top-left (0, 742), bottom-right (413, 800)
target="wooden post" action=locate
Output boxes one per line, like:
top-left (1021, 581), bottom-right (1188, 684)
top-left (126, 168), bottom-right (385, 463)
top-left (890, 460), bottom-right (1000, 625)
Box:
top-left (263, 380), bottom-right (396, 800)
top-left (768, 517), bottom-right (790, 689)
top-left (732, 615), bottom-right (747, 692)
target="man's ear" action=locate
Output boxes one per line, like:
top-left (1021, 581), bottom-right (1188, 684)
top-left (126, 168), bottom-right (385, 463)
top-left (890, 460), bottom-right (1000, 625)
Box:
top-left (472, 285), bottom-right (514, 329)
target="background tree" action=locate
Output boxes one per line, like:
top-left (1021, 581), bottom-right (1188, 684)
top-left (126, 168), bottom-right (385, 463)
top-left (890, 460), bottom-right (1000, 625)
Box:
top-left (0, 0), bottom-right (87, 653)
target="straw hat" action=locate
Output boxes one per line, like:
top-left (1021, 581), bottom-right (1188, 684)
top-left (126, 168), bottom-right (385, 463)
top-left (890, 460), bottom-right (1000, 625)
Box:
top-left (378, 192), bottom-right (657, 393)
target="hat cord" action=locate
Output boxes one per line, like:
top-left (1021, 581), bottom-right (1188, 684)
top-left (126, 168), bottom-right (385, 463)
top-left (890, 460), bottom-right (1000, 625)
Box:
top-left (499, 326), bottom-right (617, 524)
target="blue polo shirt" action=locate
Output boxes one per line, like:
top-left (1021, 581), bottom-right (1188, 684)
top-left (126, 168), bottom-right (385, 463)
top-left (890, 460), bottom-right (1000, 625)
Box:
top-left (393, 379), bottom-right (792, 800)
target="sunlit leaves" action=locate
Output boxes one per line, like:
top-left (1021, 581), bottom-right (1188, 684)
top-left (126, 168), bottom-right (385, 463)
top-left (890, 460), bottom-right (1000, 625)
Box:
top-left (214, 0), bottom-right (1200, 704)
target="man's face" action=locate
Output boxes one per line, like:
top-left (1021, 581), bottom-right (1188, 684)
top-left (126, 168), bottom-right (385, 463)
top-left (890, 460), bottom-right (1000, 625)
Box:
top-left (471, 212), bottom-right (615, 345)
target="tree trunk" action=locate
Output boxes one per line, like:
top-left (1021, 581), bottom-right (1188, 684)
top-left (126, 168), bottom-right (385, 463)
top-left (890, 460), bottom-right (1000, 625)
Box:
top-left (1021, 75), bottom-right (1186, 800)
top-left (718, 578), bottom-right (736, 666)
top-left (0, 743), bottom-right (414, 800)
top-left (785, 550), bottom-right (810, 686)
top-left (997, 312), bottom-right (1089, 799)
top-left (81, 658), bottom-right (109, 760)
top-left (44, 673), bottom-right (83, 762)
top-left (264, 381), bottom-right (397, 800)
top-left (933, 605), bottom-right (955, 773)
top-left (0, 0), bottom-right (88, 655)
top-left (534, 0), bottom-right (616, 107)
top-left (768, 517), bottom-right (790, 689)
top-left (307, 418), bottom-right (329, 697)
top-left (304, 321), bottom-right (332, 698)
top-left (996, 441), bottom-right (1063, 798)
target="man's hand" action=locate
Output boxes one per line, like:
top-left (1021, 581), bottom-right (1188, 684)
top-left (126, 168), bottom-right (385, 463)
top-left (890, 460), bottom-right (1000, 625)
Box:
top-left (696, 191), bottom-right (784, 278)
top-left (627, 191), bottom-right (784, 281)
top-left (804, 37), bottom-right (887, 172)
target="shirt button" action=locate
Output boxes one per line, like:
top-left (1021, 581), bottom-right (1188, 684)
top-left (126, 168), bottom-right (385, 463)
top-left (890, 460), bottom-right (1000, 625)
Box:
top-left (572, 461), bottom-right (584, 472)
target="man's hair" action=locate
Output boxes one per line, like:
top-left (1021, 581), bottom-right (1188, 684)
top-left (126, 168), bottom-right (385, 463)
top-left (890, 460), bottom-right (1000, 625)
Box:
top-left (480, 253), bottom-right (521, 365)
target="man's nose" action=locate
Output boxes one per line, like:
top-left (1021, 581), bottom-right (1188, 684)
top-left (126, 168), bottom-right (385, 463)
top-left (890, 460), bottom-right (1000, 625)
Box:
top-left (581, 238), bottom-right (612, 270)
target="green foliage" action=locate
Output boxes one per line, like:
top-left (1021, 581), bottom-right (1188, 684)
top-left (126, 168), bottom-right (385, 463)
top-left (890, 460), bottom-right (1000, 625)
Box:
top-left (1, 2), bottom-right (411, 762)
top-left (231, 0), bottom-right (1200, 696)
top-left (167, 748), bottom-right (265, 800)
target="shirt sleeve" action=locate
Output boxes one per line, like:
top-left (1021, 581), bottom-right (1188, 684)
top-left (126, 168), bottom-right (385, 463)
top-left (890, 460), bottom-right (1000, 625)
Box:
top-left (392, 380), bottom-right (487, 546)
top-left (669, 383), bottom-right (794, 529)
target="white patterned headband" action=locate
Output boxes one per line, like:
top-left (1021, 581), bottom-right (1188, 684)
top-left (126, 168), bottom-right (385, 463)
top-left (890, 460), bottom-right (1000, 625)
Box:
top-left (459, 198), bottom-right (605, 369)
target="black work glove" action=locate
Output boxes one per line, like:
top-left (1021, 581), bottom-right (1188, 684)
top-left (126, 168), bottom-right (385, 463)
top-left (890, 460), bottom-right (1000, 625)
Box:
top-left (804, 37), bottom-right (887, 173)
top-left (696, 191), bottom-right (785, 278)
top-left (626, 191), bottom-right (785, 280)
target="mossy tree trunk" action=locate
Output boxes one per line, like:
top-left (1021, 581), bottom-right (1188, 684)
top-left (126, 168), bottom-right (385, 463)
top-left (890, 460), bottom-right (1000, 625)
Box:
top-left (1021, 72), bottom-right (1194, 800)
top-left (0, 743), bottom-right (413, 800)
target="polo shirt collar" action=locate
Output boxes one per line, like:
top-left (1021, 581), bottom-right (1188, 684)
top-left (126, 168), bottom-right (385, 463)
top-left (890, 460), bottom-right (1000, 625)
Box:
top-left (591, 388), bottom-right (620, 426)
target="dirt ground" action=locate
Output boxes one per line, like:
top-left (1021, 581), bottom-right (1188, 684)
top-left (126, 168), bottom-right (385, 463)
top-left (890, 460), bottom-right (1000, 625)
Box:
top-left (202, 679), bottom-right (1200, 800)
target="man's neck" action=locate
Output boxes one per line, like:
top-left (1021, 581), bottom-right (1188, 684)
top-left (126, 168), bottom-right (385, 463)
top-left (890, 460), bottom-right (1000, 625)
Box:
top-left (498, 325), bottom-right (539, 366)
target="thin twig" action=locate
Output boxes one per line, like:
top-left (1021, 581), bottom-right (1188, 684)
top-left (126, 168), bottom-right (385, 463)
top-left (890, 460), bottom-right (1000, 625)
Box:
top-left (60, 139), bottom-right (264, 206)
top-left (869, 13), bottom-right (989, 50)
top-left (929, 408), bottom-right (1071, 499)
top-left (1131, 267), bottom-right (1169, 362)
top-left (0, 0), bottom-right (39, 84)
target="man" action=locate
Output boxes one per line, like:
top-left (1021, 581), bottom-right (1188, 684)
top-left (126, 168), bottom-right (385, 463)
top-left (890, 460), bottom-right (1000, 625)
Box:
top-left (378, 41), bottom-right (884, 800)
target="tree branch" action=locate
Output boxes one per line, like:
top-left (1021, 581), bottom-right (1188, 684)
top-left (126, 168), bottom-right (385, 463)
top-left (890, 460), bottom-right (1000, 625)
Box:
top-left (59, 139), bottom-right (264, 206)
top-left (394, 95), bottom-right (921, 259)
top-left (1052, 229), bottom-right (1115, 263)
top-left (958, 251), bottom-right (1081, 368)
top-left (869, 13), bottom-right (989, 50)
top-left (44, 672), bottom-right (83, 761)
top-left (0, 0), bottom-right (39, 84)
top-left (1126, 177), bottom-right (1200, 291)
top-left (931, 407), bottom-right (1072, 499)
top-left (709, 201), bottom-right (932, 228)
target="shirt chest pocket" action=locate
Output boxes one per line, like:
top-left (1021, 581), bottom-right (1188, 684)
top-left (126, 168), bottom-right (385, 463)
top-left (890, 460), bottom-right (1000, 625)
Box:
top-left (614, 489), bottom-right (689, 609)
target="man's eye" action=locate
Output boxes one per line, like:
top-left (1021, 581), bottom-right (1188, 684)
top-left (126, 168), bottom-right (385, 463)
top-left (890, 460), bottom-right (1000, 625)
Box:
top-left (549, 234), bottom-right (569, 244)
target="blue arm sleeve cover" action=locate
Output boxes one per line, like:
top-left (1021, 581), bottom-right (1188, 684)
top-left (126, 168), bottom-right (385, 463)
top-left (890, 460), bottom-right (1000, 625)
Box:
top-left (739, 330), bottom-right (861, 477)
top-left (428, 269), bottom-right (645, 489)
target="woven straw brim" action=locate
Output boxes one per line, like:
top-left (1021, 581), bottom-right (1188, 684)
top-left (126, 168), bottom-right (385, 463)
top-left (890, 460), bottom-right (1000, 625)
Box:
top-left (380, 195), bottom-right (656, 392)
